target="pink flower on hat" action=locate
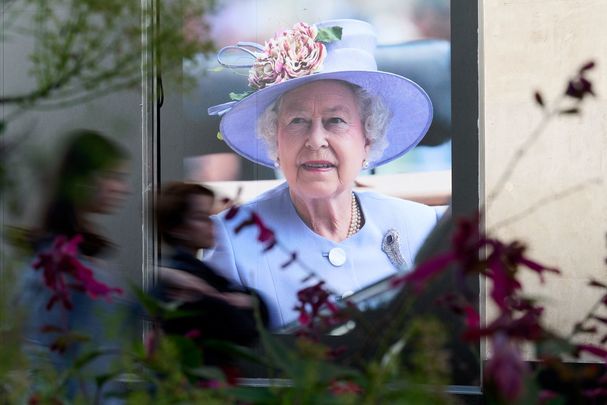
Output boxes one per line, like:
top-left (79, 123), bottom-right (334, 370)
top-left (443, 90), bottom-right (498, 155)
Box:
top-left (248, 22), bottom-right (327, 90)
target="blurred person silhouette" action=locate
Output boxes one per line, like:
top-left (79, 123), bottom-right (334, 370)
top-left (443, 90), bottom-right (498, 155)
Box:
top-left (412, 0), bottom-right (451, 40)
top-left (16, 129), bottom-right (132, 402)
top-left (154, 182), bottom-right (268, 370)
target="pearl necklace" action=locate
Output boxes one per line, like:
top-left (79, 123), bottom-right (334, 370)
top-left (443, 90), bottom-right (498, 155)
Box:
top-left (347, 193), bottom-right (362, 238)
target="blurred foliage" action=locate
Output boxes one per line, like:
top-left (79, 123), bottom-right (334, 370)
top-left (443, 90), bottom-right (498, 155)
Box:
top-left (1, 0), bottom-right (216, 113)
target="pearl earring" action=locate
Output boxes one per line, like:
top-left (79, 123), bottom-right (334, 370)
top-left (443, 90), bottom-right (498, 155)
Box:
top-left (362, 160), bottom-right (369, 169)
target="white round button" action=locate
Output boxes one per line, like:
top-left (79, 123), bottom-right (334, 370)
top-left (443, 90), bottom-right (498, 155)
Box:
top-left (341, 290), bottom-right (354, 300)
top-left (328, 247), bottom-right (347, 267)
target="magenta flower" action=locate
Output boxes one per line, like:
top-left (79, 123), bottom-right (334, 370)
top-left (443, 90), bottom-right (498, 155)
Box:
top-left (538, 390), bottom-right (559, 404)
top-left (463, 305), bottom-right (544, 342)
top-left (564, 60), bottom-right (595, 100)
top-left (328, 379), bottom-right (363, 396)
top-left (197, 379), bottom-right (223, 389)
top-left (575, 344), bottom-right (607, 361)
top-left (393, 216), bottom-right (559, 312)
top-left (583, 387), bottom-right (607, 400)
top-left (391, 216), bottom-right (483, 290)
top-left (565, 77), bottom-right (594, 100)
top-left (184, 328), bottom-right (202, 339)
top-left (32, 235), bottom-right (123, 310)
top-left (144, 327), bottom-right (158, 359)
top-left (225, 205), bottom-right (240, 220)
top-left (293, 281), bottom-right (342, 331)
top-left (281, 252), bottom-right (298, 269)
top-left (294, 282), bottom-right (330, 327)
top-left (485, 240), bottom-right (560, 310)
top-left (234, 211), bottom-right (276, 251)
top-left (485, 334), bottom-right (529, 402)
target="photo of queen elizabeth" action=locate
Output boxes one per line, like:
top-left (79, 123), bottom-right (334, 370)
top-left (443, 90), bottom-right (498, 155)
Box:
top-left (205, 19), bottom-right (443, 329)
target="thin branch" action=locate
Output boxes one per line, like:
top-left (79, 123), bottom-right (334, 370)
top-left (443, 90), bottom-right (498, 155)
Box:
top-left (488, 177), bottom-right (602, 232)
top-left (567, 293), bottom-right (605, 340)
top-left (0, 51), bottom-right (86, 105)
top-left (485, 98), bottom-right (565, 209)
top-left (26, 77), bottom-right (141, 110)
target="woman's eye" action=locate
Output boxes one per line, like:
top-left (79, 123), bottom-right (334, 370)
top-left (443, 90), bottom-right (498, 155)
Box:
top-left (327, 117), bottom-right (346, 125)
top-left (289, 117), bottom-right (306, 125)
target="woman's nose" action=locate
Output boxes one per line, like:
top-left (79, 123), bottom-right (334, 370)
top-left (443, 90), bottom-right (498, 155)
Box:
top-left (305, 121), bottom-right (329, 150)
top-left (114, 179), bottom-right (131, 196)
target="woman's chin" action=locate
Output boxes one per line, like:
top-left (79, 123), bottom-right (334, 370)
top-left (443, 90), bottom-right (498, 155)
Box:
top-left (290, 181), bottom-right (349, 201)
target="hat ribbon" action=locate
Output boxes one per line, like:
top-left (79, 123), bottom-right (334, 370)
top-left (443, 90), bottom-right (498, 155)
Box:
top-left (216, 42), bottom-right (264, 69)
top-left (208, 43), bottom-right (265, 116)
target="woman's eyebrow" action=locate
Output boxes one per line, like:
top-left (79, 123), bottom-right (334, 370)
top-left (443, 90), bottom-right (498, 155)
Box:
top-left (323, 105), bottom-right (352, 115)
top-left (280, 102), bottom-right (309, 113)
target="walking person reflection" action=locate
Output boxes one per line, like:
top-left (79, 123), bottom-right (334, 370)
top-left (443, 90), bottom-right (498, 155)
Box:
top-left (154, 182), bottom-right (268, 369)
top-left (17, 129), bottom-right (132, 402)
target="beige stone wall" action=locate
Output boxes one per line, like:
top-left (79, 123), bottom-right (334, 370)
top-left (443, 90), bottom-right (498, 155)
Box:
top-left (481, 0), bottom-right (607, 348)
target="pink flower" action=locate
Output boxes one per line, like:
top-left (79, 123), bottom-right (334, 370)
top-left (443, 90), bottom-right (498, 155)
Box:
top-left (248, 22), bottom-right (326, 89)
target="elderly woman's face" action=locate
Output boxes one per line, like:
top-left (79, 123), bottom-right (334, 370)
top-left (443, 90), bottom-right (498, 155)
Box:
top-left (276, 80), bottom-right (369, 200)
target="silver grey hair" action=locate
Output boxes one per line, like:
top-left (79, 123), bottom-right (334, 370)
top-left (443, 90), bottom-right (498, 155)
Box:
top-left (256, 81), bottom-right (391, 165)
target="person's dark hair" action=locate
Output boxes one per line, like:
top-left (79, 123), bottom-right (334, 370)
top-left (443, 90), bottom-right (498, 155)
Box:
top-left (37, 129), bottom-right (129, 256)
top-left (157, 182), bottom-right (215, 245)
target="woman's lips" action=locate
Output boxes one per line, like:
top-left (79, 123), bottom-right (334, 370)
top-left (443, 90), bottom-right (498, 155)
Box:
top-left (300, 160), bottom-right (336, 171)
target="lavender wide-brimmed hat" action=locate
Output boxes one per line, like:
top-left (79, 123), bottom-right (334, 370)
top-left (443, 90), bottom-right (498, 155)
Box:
top-left (208, 19), bottom-right (433, 169)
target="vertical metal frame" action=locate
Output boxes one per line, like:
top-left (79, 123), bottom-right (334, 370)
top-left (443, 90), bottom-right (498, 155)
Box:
top-left (141, 0), bottom-right (159, 290)
top-left (451, 0), bottom-right (483, 396)
top-left (451, 2), bottom-right (480, 216)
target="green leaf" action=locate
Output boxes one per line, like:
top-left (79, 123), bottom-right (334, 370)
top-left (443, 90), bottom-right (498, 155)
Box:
top-left (204, 339), bottom-right (273, 367)
top-left (164, 335), bottom-right (203, 369)
top-left (130, 284), bottom-right (198, 320)
top-left (95, 371), bottom-right (124, 389)
top-left (216, 131), bottom-right (223, 141)
top-left (72, 349), bottom-right (109, 370)
top-left (536, 336), bottom-right (574, 358)
top-left (187, 366), bottom-right (226, 382)
top-left (131, 284), bottom-right (163, 317)
top-left (229, 91), bottom-right (253, 101)
top-left (258, 328), bottom-right (297, 375)
top-left (224, 386), bottom-right (277, 403)
top-left (315, 26), bottom-right (343, 43)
